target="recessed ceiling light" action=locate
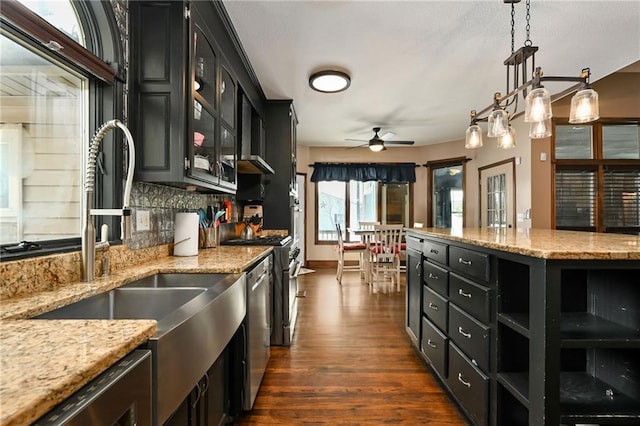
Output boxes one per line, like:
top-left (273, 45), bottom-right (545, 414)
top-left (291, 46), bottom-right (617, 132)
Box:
top-left (309, 70), bottom-right (351, 93)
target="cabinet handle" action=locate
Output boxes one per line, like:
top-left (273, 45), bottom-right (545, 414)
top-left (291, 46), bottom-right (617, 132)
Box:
top-left (428, 302), bottom-right (439, 311)
top-left (190, 382), bottom-right (202, 408)
top-left (427, 339), bottom-right (437, 349)
top-left (458, 373), bottom-right (472, 388)
top-left (428, 273), bottom-right (439, 280)
top-left (458, 288), bottom-right (472, 298)
top-left (458, 326), bottom-right (472, 339)
top-left (458, 258), bottom-right (472, 266)
top-left (430, 249), bottom-right (439, 254)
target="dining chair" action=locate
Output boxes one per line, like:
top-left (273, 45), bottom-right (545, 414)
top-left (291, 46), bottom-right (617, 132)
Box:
top-left (358, 221), bottom-right (379, 284)
top-left (335, 223), bottom-right (366, 285)
top-left (368, 224), bottom-right (403, 293)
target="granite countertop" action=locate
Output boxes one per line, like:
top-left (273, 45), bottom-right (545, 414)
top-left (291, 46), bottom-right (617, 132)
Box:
top-left (406, 227), bottom-right (640, 260)
top-left (0, 245), bottom-right (273, 426)
top-left (0, 319), bottom-right (156, 426)
top-left (0, 245), bottom-right (273, 320)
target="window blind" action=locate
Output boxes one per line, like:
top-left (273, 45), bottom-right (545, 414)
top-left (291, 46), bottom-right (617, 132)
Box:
top-left (603, 169), bottom-right (640, 230)
top-left (555, 169), bottom-right (596, 228)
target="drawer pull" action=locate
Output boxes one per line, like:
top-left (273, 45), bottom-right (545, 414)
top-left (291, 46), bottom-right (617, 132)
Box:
top-left (427, 339), bottom-right (437, 349)
top-left (458, 373), bottom-right (472, 388)
top-left (458, 326), bottom-right (472, 339)
top-left (428, 273), bottom-right (439, 280)
top-left (458, 288), bottom-right (472, 298)
top-left (430, 249), bottom-right (439, 254)
top-left (458, 258), bottom-right (472, 266)
top-left (428, 302), bottom-right (439, 311)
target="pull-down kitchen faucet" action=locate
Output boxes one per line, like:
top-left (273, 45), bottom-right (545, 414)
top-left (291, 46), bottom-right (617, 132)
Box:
top-left (82, 119), bottom-right (135, 282)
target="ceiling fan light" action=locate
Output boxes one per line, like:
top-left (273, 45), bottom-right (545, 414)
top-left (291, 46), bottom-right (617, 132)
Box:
top-left (497, 125), bottom-right (516, 149)
top-left (569, 88), bottom-right (599, 123)
top-left (309, 70), bottom-right (351, 93)
top-left (529, 117), bottom-right (552, 139)
top-left (524, 87), bottom-right (552, 122)
top-left (465, 124), bottom-right (483, 149)
top-left (369, 140), bottom-right (385, 152)
top-left (487, 109), bottom-right (509, 137)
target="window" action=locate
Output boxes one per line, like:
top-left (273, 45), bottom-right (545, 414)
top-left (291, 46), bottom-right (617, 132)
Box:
top-left (1, 0), bottom-right (123, 258)
top-left (553, 121), bottom-right (640, 234)
top-left (316, 181), bottom-right (377, 243)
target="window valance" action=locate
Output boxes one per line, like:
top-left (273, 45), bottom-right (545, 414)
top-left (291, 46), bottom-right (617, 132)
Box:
top-left (310, 162), bottom-right (417, 183)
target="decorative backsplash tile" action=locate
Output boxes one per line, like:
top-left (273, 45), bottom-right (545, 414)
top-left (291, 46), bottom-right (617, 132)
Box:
top-left (127, 182), bottom-right (236, 250)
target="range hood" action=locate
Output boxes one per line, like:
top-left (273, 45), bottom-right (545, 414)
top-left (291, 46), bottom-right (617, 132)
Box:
top-left (238, 95), bottom-right (274, 175)
top-left (237, 155), bottom-right (274, 175)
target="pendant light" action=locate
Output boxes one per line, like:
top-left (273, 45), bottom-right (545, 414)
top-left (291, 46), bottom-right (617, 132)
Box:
top-left (497, 125), bottom-right (516, 149)
top-left (524, 86), bottom-right (552, 122)
top-left (487, 109), bottom-right (509, 137)
top-left (529, 117), bottom-right (552, 139)
top-left (464, 0), bottom-right (599, 148)
top-left (569, 87), bottom-right (600, 123)
top-left (465, 123), bottom-right (483, 149)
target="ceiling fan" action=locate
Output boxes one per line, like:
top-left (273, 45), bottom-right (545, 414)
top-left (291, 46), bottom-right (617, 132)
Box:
top-left (345, 127), bottom-right (415, 152)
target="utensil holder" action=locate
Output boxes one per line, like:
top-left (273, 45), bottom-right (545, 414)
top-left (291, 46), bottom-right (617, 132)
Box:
top-left (200, 227), bottom-right (219, 248)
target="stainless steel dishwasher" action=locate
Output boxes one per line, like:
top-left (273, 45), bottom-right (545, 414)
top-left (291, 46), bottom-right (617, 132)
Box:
top-left (244, 254), bottom-right (271, 410)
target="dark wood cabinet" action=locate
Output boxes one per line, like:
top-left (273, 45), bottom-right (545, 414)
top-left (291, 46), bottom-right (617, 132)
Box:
top-left (263, 100), bottom-right (297, 233)
top-left (406, 229), bottom-right (640, 425)
top-left (130, 1), bottom-right (236, 193)
top-left (406, 235), bottom-right (423, 346)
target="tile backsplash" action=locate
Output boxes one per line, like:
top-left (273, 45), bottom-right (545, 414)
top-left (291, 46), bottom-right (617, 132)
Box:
top-left (128, 182), bottom-right (236, 250)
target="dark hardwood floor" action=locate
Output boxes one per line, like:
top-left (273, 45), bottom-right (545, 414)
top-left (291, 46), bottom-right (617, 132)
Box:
top-left (236, 268), bottom-right (468, 425)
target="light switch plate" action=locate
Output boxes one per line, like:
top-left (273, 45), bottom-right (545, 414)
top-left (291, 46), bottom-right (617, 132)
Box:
top-left (137, 209), bottom-right (150, 231)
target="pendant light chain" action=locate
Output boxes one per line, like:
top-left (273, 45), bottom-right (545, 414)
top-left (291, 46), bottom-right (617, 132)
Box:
top-left (524, 0), bottom-right (532, 47)
top-left (510, 2), bottom-right (516, 53)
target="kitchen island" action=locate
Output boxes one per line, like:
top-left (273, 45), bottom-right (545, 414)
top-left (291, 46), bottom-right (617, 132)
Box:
top-left (0, 245), bottom-right (273, 425)
top-left (405, 227), bottom-right (640, 426)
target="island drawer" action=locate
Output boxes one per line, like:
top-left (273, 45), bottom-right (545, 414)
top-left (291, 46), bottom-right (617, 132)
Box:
top-left (449, 273), bottom-right (491, 324)
top-left (448, 342), bottom-right (488, 426)
top-left (450, 246), bottom-right (489, 282)
top-left (406, 235), bottom-right (424, 252)
top-left (423, 240), bottom-right (448, 266)
top-left (423, 261), bottom-right (448, 297)
top-left (449, 304), bottom-right (490, 373)
top-left (423, 285), bottom-right (448, 332)
top-left (422, 317), bottom-right (448, 379)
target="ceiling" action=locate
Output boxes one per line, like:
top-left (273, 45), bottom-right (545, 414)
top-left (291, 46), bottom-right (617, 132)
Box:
top-left (222, 1), bottom-right (640, 149)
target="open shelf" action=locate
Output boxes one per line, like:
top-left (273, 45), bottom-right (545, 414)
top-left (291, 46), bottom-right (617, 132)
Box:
top-left (559, 372), bottom-right (640, 423)
top-left (497, 372), bottom-right (529, 408)
top-left (497, 312), bottom-right (530, 338)
top-left (560, 312), bottom-right (640, 348)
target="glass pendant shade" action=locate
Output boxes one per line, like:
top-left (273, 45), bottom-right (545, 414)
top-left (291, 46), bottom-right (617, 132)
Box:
top-left (529, 117), bottom-right (552, 139)
top-left (465, 124), bottom-right (483, 148)
top-left (497, 125), bottom-right (516, 149)
top-left (569, 88), bottom-right (599, 123)
top-left (487, 109), bottom-right (509, 137)
top-left (524, 87), bottom-right (552, 122)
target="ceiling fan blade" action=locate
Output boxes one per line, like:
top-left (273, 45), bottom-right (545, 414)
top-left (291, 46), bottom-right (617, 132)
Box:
top-left (345, 138), bottom-right (369, 142)
top-left (380, 132), bottom-right (396, 140)
top-left (385, 140), bottom-right (415, 145)
top-left (346, 143), bottom-right (368, 149)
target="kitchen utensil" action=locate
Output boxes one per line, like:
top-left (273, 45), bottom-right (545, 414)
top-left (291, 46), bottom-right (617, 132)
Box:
top-left (197, 208), bottom-right (208, 228)
top-left (206, 206), bottom-right (214, 226)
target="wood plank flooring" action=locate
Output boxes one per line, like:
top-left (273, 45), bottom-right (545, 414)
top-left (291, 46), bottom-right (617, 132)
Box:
top-left (236, 268), bottom-right (469, 425)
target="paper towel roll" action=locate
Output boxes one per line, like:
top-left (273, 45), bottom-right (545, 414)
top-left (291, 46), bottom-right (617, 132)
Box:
top-left (174, 212), bottom-right (199, 256)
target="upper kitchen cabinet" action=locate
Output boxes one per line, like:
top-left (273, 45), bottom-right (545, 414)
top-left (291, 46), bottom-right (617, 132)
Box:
top-left (130, 1), bottom-right (237, 193)
top-left (263, 100), bottom-right (298, 233)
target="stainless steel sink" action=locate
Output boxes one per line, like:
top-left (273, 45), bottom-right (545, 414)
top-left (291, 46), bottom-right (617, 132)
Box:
top-left (123, 273), bottom-right (230, 289)
top-left (34, 272), bottom-right (247, 425)
top-left (36, 288), bottom-right (206, 320)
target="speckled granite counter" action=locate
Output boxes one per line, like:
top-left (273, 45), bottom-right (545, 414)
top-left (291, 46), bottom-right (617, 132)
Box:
top-left (406, 227), bottom-right (640, 260)
top-left (0, 320), bottom-right (156, 426)
top-left (0, 245), bottom-right (272, 426)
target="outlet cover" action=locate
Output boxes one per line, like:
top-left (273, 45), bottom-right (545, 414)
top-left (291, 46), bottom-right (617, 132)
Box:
top-left (137, 209), bottom-right (150, 231)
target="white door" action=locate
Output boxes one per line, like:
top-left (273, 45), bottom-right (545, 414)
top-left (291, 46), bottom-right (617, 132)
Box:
top-left (479, 160), bottom-right (515, 228)
top-left (296, 173), bottom-right (306, 265)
